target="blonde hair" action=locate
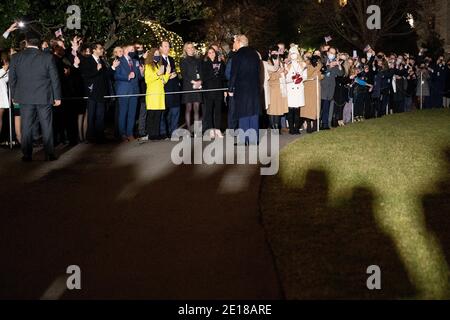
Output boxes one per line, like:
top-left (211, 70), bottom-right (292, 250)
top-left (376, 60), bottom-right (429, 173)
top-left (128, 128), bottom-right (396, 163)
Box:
top-left (182, 42), bottom-right (197, 58)
top-left (112, 46), bottom-right (123, 59)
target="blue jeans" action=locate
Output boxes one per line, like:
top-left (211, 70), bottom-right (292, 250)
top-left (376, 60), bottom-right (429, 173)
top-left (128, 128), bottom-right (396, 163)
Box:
top-left (280, 115), bottom-right (287, 128)
top-left (404, 97), bottom-right (413, 112)
top-left (320, 99), bottom-right (331, 128)
top-left (160, 107), bottom-right (180, 137)
top-left (118, 96), bottom-right (138, 137)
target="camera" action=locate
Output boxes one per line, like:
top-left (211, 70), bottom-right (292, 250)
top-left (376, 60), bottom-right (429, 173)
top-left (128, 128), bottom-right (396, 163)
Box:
top-left (270, 54), bottom-right (279, 60)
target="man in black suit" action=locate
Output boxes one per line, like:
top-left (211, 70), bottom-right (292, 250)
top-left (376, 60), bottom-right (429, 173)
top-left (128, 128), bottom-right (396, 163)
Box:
top-left (159, 40), bottom-right (181, 138)
top-left (80, 43), bottom-right (111, 143)
top-left (9, 32), bottom-right (61, 162)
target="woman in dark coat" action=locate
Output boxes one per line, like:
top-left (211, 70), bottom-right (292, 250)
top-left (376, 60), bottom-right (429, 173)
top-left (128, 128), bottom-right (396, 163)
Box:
top-left (180, 42), bottom-right (202, 134)
top-left (201, 47), bottom-right (225, 138)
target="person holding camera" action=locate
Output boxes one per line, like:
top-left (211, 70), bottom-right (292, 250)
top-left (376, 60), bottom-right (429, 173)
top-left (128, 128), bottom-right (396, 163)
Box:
top-left (263, 46), bottom-right (288, 131)
top-left (320, 47), bottom-right (344, 130)
top-left (402, 57), bottom-right (416, 112)
top-left (302, 54), bottom-right (324, 132)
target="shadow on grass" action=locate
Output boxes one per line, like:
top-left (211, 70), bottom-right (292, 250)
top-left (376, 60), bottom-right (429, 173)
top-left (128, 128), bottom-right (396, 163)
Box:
top-left (423, 147), bottom-right (450, 275)
top-left (262, 169), bottom-right (416, 299)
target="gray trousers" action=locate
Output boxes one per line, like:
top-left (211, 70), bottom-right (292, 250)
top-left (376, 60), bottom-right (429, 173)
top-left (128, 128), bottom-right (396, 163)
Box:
top-left (138, 100), bottom-right (147, 137)
top-left (21, 104), bottom-right (54, 158)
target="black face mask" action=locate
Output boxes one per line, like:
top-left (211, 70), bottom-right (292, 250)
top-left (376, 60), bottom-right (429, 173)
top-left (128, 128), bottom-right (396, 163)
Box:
top-left (129, 52), bottom-right (138, 59)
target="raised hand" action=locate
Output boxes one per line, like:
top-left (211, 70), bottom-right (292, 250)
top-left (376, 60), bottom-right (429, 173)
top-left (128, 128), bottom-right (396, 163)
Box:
top-left (158, 65), bottom-right (165, 76)
top-left (74, 56), bottom-right (81, 67)
top-left (112, 59), bottom-right (120, 69)
top-left (7, 22), bottom-right (18, 33)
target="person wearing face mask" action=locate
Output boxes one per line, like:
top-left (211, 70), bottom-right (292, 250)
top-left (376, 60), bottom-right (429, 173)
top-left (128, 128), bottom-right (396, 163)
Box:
top-left (302, 54), bottom-right (323, 132)
top-left (320, 47), bottom-right (344, 130)
top-left (333, 55), bottom-right (352, 126)
top-left (114, 44), bottom-right (143, 142)
top-left (263, 46), bottom-right (288, 131)
top-left (135, 43), bottom-right (145, 60)
top-left (285, 45), bottom-right (307, 135)
top-left (144, 48), bottom-right (171, 141)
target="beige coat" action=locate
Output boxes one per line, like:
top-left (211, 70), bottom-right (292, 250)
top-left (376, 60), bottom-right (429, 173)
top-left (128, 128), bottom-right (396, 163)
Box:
top-left (301, 64), bottom-right (323, 120)
top-left (267, 68), bottom-right (288, 116)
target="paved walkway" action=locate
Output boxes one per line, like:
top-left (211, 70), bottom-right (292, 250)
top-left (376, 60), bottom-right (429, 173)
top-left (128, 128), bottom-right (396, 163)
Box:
top-left (0, 133), bottom-right (298, 299)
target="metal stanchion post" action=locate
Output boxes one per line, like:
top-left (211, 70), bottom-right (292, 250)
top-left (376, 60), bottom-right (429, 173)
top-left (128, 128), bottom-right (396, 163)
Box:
top-left (316, 77), bottom-right (320, 132)
top-left (420, 72), bottom-right (423, 110)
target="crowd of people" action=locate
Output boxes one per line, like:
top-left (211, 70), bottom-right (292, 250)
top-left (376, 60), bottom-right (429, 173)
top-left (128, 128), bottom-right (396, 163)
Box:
top-left (0, 21), bottom-right (450, 161)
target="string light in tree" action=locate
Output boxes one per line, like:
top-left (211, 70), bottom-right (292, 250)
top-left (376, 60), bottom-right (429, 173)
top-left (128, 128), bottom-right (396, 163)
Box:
top-left (139, 20), bottom-right (184, 60)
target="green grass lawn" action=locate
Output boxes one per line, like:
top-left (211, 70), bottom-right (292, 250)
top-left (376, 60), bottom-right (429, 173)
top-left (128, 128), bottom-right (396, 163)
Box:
top-left (261, 109), bottom-right (450, 299)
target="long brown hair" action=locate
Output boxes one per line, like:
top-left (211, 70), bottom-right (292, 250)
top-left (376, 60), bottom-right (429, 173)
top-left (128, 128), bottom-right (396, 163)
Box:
top-left (1, 51), bottom-right (10, 66)
top-left (144, 48), bottom-right (160, 68)
top-left (204, 46), bottom-right (217, 62)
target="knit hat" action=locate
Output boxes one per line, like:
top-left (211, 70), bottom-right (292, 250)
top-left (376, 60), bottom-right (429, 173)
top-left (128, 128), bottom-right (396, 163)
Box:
top-left (289, 44), bottom-right (300, 55)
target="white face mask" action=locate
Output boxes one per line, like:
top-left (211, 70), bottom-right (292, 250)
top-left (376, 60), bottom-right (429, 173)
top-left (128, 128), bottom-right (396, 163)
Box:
top-left (291, 53), bottom-right (298, 60)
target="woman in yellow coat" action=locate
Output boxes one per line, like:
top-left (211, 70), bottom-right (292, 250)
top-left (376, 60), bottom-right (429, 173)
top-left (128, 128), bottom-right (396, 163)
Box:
top-left (145, 48), bottom-right (171, 140)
